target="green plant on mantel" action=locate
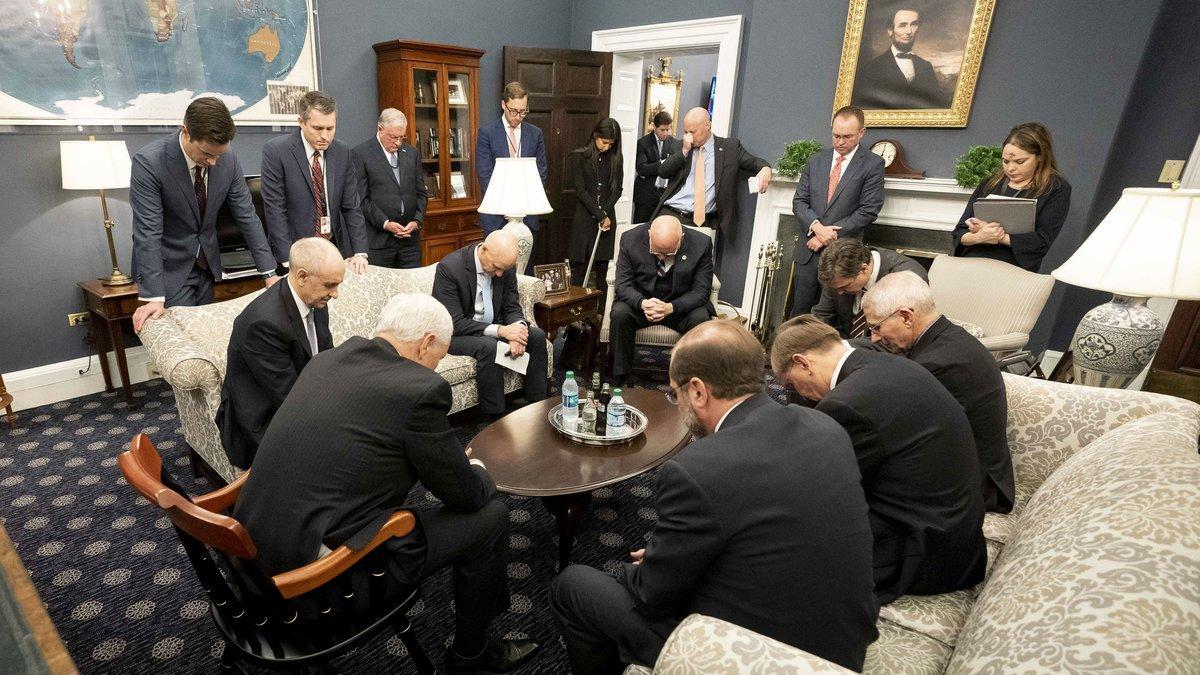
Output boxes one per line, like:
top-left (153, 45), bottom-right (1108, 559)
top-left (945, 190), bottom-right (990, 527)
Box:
top-left (776, 140), bottom-right (823, 178)
top-left (954, 145), bottom-right (1002, 188)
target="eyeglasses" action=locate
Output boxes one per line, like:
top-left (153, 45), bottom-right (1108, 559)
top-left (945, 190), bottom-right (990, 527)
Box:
top-left (503, 104), bottom-right (529, 118)
top-left (665, 384), bottom-right (685, 405)
top-left (864, 308), bottom-right (903, 334)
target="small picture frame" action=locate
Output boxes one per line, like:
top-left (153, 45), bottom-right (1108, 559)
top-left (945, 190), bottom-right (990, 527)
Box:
top-left (534, 262), bottom-right (570, 295)
top-left (447, 78), bottom-right (468, 105)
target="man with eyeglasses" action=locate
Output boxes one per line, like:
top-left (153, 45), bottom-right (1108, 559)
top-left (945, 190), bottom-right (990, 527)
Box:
top-left (551, 321), bottom-right (879, 674)
top-left (475, 81), bottom-right (548, 237)
top-left (812, 238), bottom-right (926, 338)
top-left (860, 271), bottom-right (1013, 514)
top-left (353, 108), bottom-right (429, 269)
top-left (770, 314), bottom-right (987, 606)
top-left (609, 215), bottom-right (715, 386)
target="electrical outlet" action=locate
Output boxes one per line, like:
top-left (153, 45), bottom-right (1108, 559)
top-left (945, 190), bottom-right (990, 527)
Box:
top-left (67, 312), bottom-right (89, 326)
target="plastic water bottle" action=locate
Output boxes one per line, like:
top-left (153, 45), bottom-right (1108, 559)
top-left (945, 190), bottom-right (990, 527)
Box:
top-left (606, 388), bottom-right (626, 435)
top-left (562, 372), bottom-right (579, 423)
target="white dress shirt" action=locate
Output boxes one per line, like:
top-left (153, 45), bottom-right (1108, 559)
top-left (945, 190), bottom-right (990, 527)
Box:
top-left (506, 123), bottom-right (522, 157)
top-left (713, 396), bottom-right (750, 433)
top-left (664, 134), bottom-right (717, 214)
top-left (830, 341), bottom-right (854, 388)
top-left (655, 137), bottom-right (668, 188)
top-left (287, 276), bottom-right (319, 354)
top-left (851, 250), bottom-right (883, 315)
top-left (892, 45), bottom-right (916, 82)
top-left (474, 247), bottom-right (501, 338)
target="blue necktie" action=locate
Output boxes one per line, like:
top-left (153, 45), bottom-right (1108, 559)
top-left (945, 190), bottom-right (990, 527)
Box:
top-left (479, 274), bottom-right (494, 324)
top-left (389, 152), bottom-right (404, 213)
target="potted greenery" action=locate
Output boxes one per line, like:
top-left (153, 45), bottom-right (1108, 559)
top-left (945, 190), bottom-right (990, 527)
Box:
top-left (776, 140), bottom-right (823, 178)
top-left (954, 145), bottom-right (1002, 188)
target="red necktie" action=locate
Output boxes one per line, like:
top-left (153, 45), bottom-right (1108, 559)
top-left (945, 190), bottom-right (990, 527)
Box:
top-left (828, 154), bottom-right (845, 204)
top-left (194, 165), bottom-right (209, 270)
top-left (311, 151), bottom-right (328, 238)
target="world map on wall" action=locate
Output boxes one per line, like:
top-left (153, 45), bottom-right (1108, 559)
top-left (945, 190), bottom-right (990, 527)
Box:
top-left (0, 0), bottom-right (314, 124)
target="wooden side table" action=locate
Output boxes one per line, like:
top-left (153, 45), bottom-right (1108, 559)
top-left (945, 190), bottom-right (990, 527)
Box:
top-left (0, 373), bottom-right (15, 429)
top-left (534, 285), bottom-right (603, 371)
top-left (79, 277), bottom-right (266, 409)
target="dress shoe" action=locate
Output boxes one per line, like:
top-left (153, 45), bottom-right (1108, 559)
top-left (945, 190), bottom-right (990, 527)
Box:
top-left (445, 637), bottom-right (541, 673)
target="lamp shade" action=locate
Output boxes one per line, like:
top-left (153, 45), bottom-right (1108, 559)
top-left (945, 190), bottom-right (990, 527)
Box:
top-left (477, 157), bottom-right (552, 216)
top-left (1052, 187), bottom-right (1200, 300)
top-left (60, 140), bottom-right (131, 190)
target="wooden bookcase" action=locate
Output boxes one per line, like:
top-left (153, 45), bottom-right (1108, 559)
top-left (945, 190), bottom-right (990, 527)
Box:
top-left (373, 40), bottom-right (485, 265)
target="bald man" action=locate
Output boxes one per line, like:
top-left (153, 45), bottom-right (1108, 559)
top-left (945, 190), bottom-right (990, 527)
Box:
top-left (217, 237), bottom-right (344, 469)
top-left (610, 215), bottom-right (715, 385)
top-left (652, 107), bottom-right (771, 234)
top-left (432, 232), bottom-right (549, 417)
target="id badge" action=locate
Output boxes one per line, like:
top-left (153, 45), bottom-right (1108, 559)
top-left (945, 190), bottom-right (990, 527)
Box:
top-left (319, 216), bottom-right (331, 235)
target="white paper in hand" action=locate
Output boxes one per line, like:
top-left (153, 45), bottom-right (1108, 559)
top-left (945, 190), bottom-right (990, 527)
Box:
top-left (747, 176), bottom-right (760, 193)
top-left (495, 342), bottom-right (530, 375)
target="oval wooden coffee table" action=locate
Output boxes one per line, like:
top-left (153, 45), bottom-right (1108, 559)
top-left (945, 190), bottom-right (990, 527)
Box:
top-left (468, 387), bottom-right (690, 569)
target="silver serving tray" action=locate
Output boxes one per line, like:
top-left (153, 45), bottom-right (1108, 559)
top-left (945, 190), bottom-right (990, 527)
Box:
top-left (549, 403), bottom-right (648, 445)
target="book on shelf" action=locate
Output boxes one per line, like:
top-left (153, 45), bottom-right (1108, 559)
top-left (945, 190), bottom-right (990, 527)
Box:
top-left (450, 171), bottom-right (467, 198)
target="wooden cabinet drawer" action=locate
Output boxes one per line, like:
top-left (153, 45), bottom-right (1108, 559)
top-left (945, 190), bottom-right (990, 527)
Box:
top-left (549, 298), bottom-right (599, 325)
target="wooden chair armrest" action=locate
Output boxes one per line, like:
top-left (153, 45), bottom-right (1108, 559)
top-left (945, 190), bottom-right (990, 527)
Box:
top-left (272, 510), bottom-right (417, 600)
top-left (192, 472), bottom-right (249, 512)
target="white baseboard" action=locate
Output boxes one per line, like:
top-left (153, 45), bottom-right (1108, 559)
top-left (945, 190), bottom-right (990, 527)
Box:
top-left (3, 346), bottom-right (159, 413)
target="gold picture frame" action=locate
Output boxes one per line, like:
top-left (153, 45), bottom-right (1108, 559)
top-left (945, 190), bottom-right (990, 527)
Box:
top-left (533, 262), bottom-right (570, 295)
top-left (832, 0), bottom-right (996, 127)
top-left (644, 57), bottom-right (684, 135)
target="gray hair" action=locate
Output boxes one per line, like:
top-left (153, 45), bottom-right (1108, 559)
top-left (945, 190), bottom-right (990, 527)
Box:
top-left (862, 271), bottom-right (937, 318)
top-left (378, 108), bottom-right (407, 129)
top-left (374, 293), bottom-right (453, 345)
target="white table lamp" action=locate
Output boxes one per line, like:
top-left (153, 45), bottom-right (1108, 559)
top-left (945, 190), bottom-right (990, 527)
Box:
top-left (61, 138), bottom-right (134, 286)
top-left (1052, 187), bottom-right (1200, 387)
top-left (478, 157), bottom-right (552, 274)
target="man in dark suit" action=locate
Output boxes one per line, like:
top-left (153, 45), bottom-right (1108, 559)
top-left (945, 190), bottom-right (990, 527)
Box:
top-left (632, 111), bottom-right (679, 224)
top-left (232, 293), bottom-right (540, 672)
top-left (851, 8), bottom-right (948, 110)
top-left (772, 316), bottom-right (987, 605)
top-left (652, 107), bottom-right (772, 233)
top-left (862, 271), bottom-right (1014, 513)
top-left (813, 238), bottom-right (926, 338)
top-left (790, 106), bottom-right (885, 316)
top-left (475, 81), bottom-right (548, 235)
top-left (432, 231), bottom-right (549, 417)
top-left (215, 238), bottom-right (343, 469)
top-left (610, 215), bottom-right (715, 386)
top-left (552, 321), bottom-right (878, 673)
top-left (261, 91), bottom-right (368, 274)
top-left (130, 97), bottom-right (279, 331)
top-left (353, 108), bottom-right (428, 269)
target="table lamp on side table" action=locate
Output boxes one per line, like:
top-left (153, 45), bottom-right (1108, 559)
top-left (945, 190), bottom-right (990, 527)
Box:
top-left (478, 157), bottom-right (552, 274)
top-left (60, 137), bottom-right (133, 286)
top-left (1052, 187), bottom-right (1200, 388)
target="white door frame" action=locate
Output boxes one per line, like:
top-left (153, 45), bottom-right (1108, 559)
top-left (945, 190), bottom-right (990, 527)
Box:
top-left (591, 15), bottom-right (745, 226)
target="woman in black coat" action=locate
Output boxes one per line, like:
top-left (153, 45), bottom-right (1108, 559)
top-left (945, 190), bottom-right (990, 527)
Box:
top-left (568, 118), bottom-right (623, 292)
top-left (952, 122), bottom-right (1071, 271)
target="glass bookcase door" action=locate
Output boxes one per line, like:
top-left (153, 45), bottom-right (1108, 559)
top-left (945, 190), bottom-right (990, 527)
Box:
top-left (410, 65), bottom-right (442, 201)
top-left (446, 69), bottom-right (474, 203)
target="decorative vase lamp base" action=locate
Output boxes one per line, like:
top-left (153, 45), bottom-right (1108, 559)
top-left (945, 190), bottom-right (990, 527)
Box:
top-left (1071, 294), bottom-right (1163, 389)
top-left (502, 216), bottom-right (534, 275)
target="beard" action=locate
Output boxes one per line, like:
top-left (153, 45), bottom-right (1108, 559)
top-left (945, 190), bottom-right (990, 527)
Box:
top-left (683, 404), bottom-right (708, 439)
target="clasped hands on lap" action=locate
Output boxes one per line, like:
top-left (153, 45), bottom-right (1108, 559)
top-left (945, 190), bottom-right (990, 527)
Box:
top-left (962, 217), bottom-right (1010, 246)
top-left (497, 321), bottom-right (529, 357)
top-left (640, 298), bottom-right (674, 323)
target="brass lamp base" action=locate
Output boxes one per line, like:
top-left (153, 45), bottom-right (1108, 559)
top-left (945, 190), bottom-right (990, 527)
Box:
top-left (103, 270), bottom-right (133, 286)
top-left (98, 189), bottom-right (134, 287)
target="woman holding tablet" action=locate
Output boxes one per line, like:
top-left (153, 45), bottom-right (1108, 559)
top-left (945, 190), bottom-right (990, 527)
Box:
top-left (952, 122), bottom-right (1071, 271)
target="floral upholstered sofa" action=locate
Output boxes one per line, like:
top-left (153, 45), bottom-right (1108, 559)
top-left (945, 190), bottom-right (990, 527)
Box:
top-left (138, 264), bottom-right (549, 484)
top-left (629, 374), bottom-right (1200, 673)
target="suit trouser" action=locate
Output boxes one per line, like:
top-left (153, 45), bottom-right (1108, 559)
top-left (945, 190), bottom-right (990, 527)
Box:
top-left (610, 302), bottom-right (712, 377)
top-left (550, 564), bottom-right (679, 674)
top-left (450, 327), bottom-right (549, 414)
top-left (165, 263), bottom-right (214, 307)
top-left (367, 239), bottom-right (421, 269)
top-left (789, 252), bottom-right (822, 318)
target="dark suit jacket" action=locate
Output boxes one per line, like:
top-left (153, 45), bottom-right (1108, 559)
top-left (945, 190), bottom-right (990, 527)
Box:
top-left (614, 222), bottom-right (715, 317)
top-left (814, 248), bottom-right (927, 337)
top-left (908, 316), bottom-right (1014, 513)
top-left (817, 349), bottom-right (987, 604)
top-left (792, 147), bottom-right (886, 264)
top-left (130, 133), bottom-right (277, 300)
top-left (852, 50), bottom-right (947, 110)
top-left (651, 135), bottom-right (768, 232)
top-left (951, 178), bottom-right (1072, 272)
top-left (215, 279), bottom-right (332, 469)
top-left (475, 118), bottom-right (548, 233)
top-left (432, 243), bottom-right (524, 336)
top-left (351, 136), bottom-right (428, 251)
top-left (622, 394), bottom-right (879, 670)
top-left (633, 132), bottom-right (679, 211)
top-left (568, 148), bottom-right (623, 263)
top-left (233, 336), bottom-right (496, 575)
top-left (260, 129), bottom-right (368, 263)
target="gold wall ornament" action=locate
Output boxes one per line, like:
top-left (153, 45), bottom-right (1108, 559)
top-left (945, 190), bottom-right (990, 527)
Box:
top-left (645, 57), bottom-right (684, 134)
top-left (832, 0), bottom-right (996, 127)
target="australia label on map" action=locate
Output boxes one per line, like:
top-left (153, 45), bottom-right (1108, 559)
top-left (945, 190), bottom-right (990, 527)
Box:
top-left (0, 0), bottom-right (315, 124)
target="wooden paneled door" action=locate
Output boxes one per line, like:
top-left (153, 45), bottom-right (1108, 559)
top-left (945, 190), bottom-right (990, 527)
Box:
top-left (503, 46), bottom-right (612, 267)
top-left (1144, 300), bottom-right (1200, 403)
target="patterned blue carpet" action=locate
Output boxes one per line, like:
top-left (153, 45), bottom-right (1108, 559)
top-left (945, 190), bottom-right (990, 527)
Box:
top-left (1, 347), bottom-right (788, 673)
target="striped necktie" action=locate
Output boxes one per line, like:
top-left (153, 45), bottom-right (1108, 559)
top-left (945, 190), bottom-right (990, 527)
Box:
top-left (656, 258), bottom-right (668, 277)
top-left (850, 309), bottom-right (867, 339)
